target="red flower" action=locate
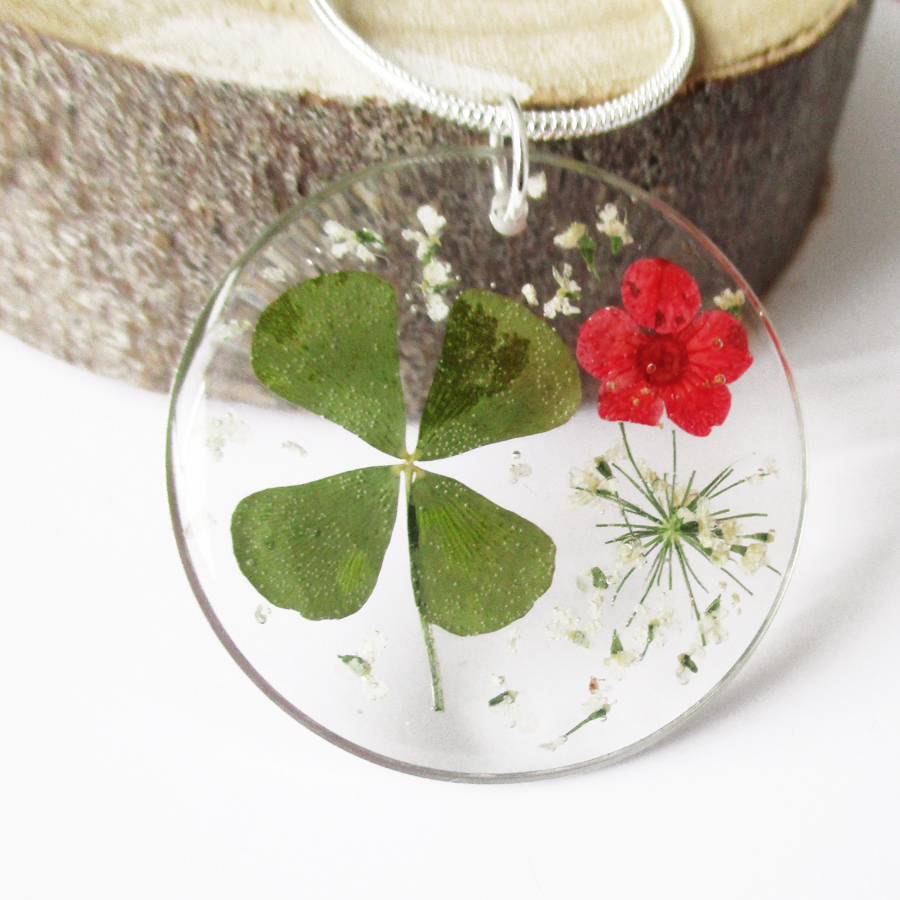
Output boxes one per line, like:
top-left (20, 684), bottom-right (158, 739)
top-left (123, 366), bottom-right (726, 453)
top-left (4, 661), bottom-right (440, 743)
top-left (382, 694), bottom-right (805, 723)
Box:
top-left (576, 258), bottom-right (753, 437)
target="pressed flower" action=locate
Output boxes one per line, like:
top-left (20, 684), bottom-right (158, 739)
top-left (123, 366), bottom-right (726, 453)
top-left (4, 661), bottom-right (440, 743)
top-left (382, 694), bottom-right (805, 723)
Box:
top-left (521, 283), bottom-right (539, 307)
top-left (546, 606), bottom-right (593, 648)
top-left (543, 264), bottom-right (582, 319)
top-left (576, 258), bottom-right (753, 436)
top-left (402, 204), bottom-right (447, 262)
top-left (324, 220), bottom-right (385, 262)
top-left (713, 287), bottom-right (746, 311)
top-left (338, 631), bottom-right (388, 700)
top-left (597, 203), bottom-right (634, 248)
top-left (554, 222), bottom-right (587, 249)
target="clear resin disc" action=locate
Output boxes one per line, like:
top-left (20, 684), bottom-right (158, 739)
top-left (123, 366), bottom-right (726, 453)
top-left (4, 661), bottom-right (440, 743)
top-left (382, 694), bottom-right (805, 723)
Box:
top-left (167, 147), bottom-right (805, 780)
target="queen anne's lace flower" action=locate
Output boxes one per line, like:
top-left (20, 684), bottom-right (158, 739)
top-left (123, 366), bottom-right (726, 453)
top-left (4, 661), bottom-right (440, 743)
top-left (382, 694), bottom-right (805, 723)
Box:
top-left (543, 265), bottom-right (582, 319)
top-left (554, 222), bottom-right (587, 249)
top-left (402, 205), bottom-right (447, 261)
top-left (597, 203), bottom-right (634, 246)
top-left (576, 258), bottom-right (753, 436)
top-left (323, 220), bottom-right (384, 262)
top-left (546, 607), bottom-right (593, 648)
top-left (339, 632), bottom-right (388, 700)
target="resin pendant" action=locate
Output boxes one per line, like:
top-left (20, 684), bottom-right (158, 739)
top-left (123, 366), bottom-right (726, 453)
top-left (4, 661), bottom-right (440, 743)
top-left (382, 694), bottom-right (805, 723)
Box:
top-left (167, 147), bottom-right (805, 780)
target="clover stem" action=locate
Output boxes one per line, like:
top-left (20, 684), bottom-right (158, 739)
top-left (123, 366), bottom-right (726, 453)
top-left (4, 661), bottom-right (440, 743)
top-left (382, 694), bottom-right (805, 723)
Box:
top-left (405, 468), bottom-right (445, 712)
top-left (419, 610), bottom-right (445, 713)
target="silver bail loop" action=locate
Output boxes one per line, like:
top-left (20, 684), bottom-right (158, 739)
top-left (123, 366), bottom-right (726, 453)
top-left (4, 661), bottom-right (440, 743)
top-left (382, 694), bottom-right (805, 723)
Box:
top-left (490, 97), bottom-right (530, 236)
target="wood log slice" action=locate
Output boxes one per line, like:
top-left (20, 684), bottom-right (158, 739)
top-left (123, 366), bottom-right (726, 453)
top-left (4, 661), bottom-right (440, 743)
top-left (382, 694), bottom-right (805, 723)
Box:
top-left (0, 0), bottom-right (872, 391)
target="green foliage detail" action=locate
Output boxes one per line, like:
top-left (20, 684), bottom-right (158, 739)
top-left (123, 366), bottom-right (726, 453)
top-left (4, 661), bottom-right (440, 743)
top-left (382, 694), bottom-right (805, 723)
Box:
top-left (234, 271), bottom-right (582, 707)
top-left (250, 272), bottom-right (407, 458)
top-left (231, 466), bottom-right (399, 619)
top-left (416, 289), bottom-right (581, 460)
top-left (408, 471), bottom-right (556, 636)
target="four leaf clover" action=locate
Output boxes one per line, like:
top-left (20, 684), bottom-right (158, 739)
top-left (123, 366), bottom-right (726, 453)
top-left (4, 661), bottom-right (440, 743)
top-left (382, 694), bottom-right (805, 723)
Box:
top-left (231, 271), bottom-right (581, 710)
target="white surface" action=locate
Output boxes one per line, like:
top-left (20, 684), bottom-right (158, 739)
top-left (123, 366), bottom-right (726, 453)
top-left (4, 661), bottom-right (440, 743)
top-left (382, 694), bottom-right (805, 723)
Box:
top-left (2, 2), bottom-right (899, 896)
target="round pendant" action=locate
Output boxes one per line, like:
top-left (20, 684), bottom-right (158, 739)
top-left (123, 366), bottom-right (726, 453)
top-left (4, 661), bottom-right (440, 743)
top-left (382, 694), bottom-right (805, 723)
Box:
top-left (167, 147), bottom-right (805, 780)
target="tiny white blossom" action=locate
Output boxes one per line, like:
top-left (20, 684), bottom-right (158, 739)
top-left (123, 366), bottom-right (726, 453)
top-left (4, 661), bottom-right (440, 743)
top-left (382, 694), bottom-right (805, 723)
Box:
top-left (509, 462), bottom-right (532, 483)
top-left (420, 257), bottom-right (455, 322)
top-left (676, 645), bottom-right (705, 684)
top-left (339, 631), bottom-right (388, 700)
top-left (543, 265), bottom-right (582, 319)
top-left (539, 735), bottom-right (568, 751)
top-left (488, 676), bottom-right (535, 731)
top-left (210, 318), bottom-right (251, 345)
top-left (597, 203), bottom-right (633, 245)
top-left (254, 605), bottom-right (271, 624)
top-left (323, 220), bottom-right (384, 262)
top-left (261, 266), bottom-right (288, 284)
top-left (424, 292), bottom-right (450, 322)
top-left (741, 541), bottom-right (769, 573)
top-left (554, 222), bottom-right (587, 249)
top-left (206, 412), bottom-right (251, 460)
top-left (546, 607), bottom-right (593, 649)
top-left (521, 283), bottom-right (538, 307)
top-left (702, 603), bottom-right (728, 644)
top-left (402, 204), bottom-right (447, 260)
top-left (713, 288), bottom-right (746, 311)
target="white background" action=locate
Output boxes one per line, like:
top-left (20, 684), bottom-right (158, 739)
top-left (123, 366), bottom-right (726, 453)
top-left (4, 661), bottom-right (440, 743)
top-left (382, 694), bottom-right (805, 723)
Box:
top-left (2, 2), bottom-right (899, 896)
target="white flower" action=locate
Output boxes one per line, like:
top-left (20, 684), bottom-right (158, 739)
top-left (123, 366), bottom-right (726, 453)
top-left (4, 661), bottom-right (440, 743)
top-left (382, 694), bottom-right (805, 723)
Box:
top-left (701, 597), bottom-right (729, 645)
top-left (509, 462), bottom-right (532, 483)
top-left (210, 318), bottom-right (251, 345)
top-left (583, 676), bottom-right (611, 715)
top-left (424, 292), bottom-right (450, 322)
top-left (546, 607), bottom-right (593, 649)
top-left (206, 411), bottom-right (251, 460)
top-left (254, 605), bottom-right (271, 624)
top-left (569, 460), bottom-right (618, 506)
top-left (402, 204), bottom-right (446, 261)
top-left (488, 676), bottom-right (535, 731)
top-left (539, 735), bottom-right (568, 752)
top-left (604, 629), bottom-right (638, 669)
top-left (554, 222), bottom-right (587, 249)
top-left (634, 592), bottom-right (675, 649)
top-left (282, 440), bottom-right (308, 457)
top-left (597, 203), bottom-right (633, 246)
top-left (741, 541), bottom-right (769, 573)
top-left (542, 264), bottom-right (582, 319)
top-left (614, 541), bottom-right (645, 578)
top-left (339, 631), bottom-right (388, 700)
top-left (526, 171), bottom-right (547, 199)
top-left (323, 220), bottom-right (384, 262)
top-left (713, 288), bottom-right (746, 311)
top-left (420, 257), bottom-right (455, 322)
top-left (521, 283), bottom-right (538, 307)
top-left (676, 644), bottom-right (705, 684)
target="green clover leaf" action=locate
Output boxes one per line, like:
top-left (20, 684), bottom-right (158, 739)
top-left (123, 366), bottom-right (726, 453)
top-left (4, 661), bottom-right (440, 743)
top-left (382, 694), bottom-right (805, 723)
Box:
top-left (416, 289), bottom-right (581, 460)
top-left (232, 466), bottom-right (399, 619)
top-left (233, 272), bottom-right (580, 709)
top-left (251, 271), bottom-right (407, 458)
top-left (408, 470), bottom-right (556, 635)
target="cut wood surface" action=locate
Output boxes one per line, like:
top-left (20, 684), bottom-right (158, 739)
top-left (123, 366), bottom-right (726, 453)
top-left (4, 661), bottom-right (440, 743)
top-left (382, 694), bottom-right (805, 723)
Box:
top-left (0, 0), bottom-right (872, 391)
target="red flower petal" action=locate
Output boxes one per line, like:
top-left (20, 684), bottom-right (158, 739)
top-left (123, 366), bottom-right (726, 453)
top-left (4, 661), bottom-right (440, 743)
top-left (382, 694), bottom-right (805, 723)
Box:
top-left (576, 307), bottom-right (643, 381)
top-left (662, 379), bottom-right (733, 437)
top-left (680, 311), bottom-right (753, 383)
top-left (598, 378), bottom-right (665, 428)
top-left (621, 259), bottom-right (702, 334)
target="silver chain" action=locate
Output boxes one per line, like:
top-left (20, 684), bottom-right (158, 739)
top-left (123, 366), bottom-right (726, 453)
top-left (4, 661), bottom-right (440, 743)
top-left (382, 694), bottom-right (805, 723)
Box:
top-left (306, 0), bottom-right (694, 141)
